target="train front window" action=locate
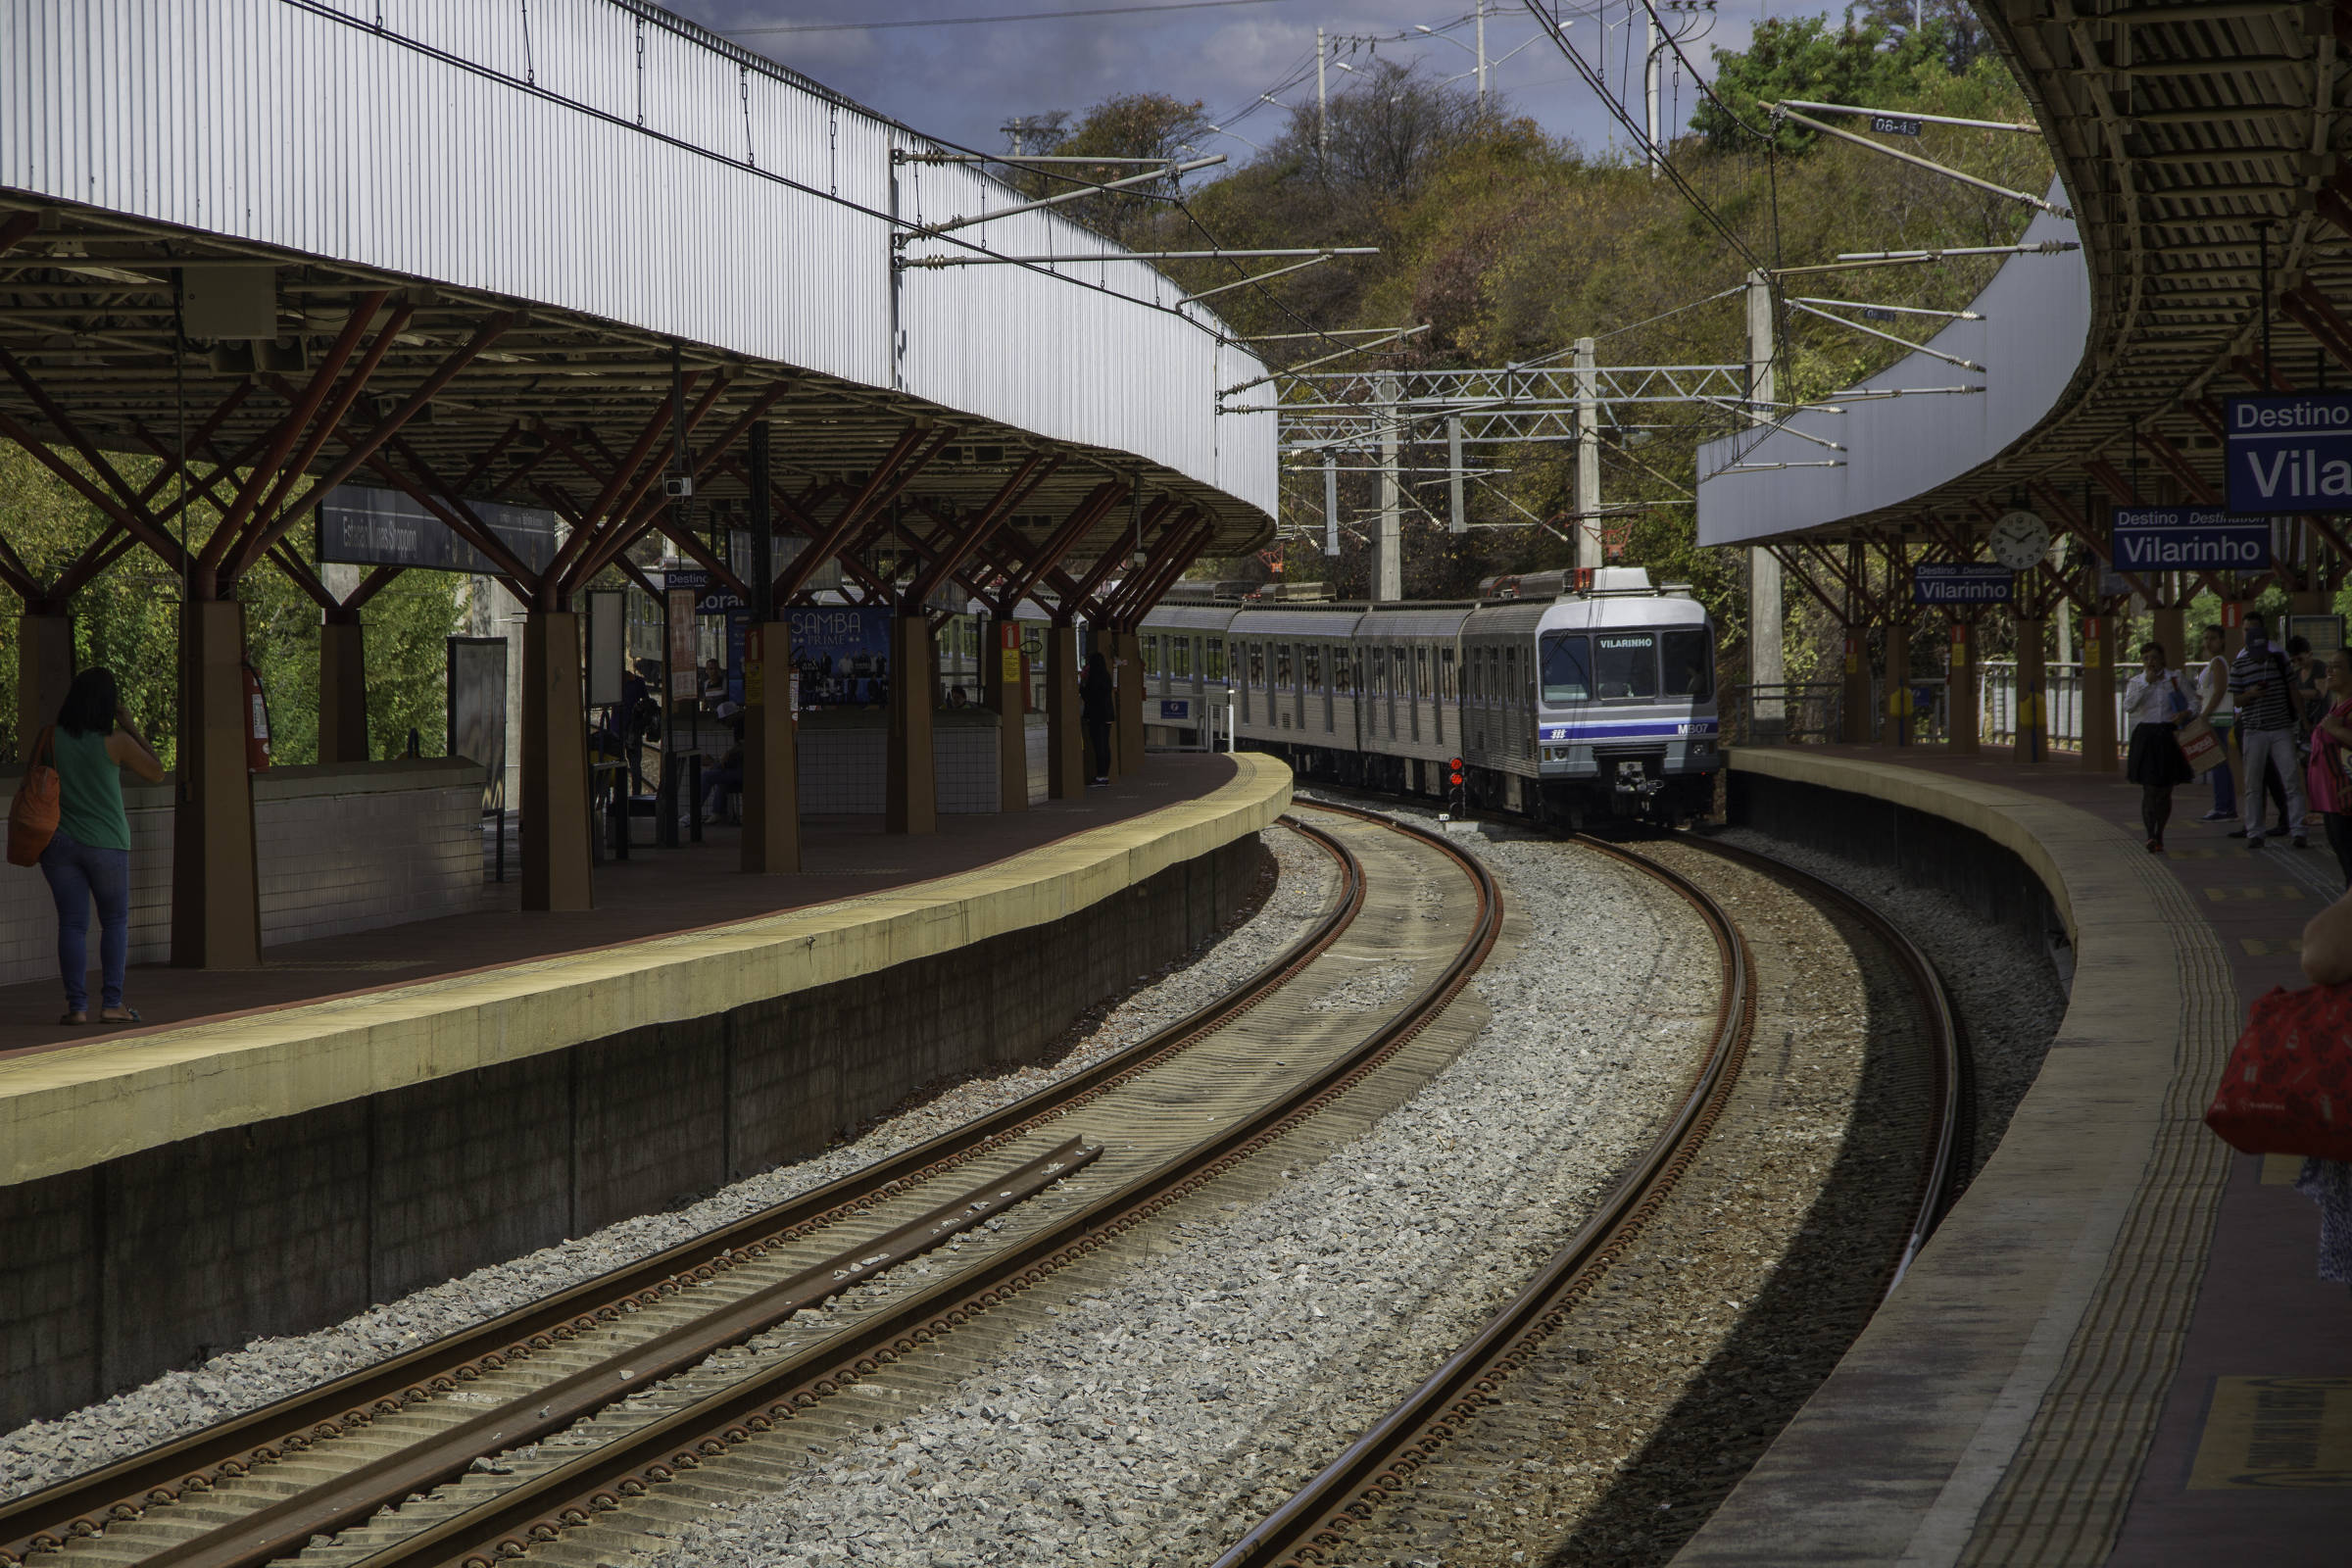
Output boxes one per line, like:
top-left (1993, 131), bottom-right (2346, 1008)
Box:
top-left (1592, 632), bottom-right (1659, 701)
top-left (1662, 628), bottom-right (1713, 701)
top-left (1540, 633), bottom-right (1592, 703)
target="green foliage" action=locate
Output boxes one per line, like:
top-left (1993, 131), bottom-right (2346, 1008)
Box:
top-left (0, 443), bottom-right (461, 767)
top-left (1694, 16), bottom-right (1944, 152)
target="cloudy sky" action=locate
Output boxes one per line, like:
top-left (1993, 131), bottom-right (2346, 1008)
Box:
top-left (663, 0), bottom-right (1802, 167)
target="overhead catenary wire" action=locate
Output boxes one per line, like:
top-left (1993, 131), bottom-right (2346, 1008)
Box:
top-left (723, 0), bottom-right (1299, 34)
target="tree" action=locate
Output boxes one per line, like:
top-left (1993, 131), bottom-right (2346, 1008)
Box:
top-left (991, 93), bottom-right (1208, 245)
top-left (1692, 16), bottom-right (1943, 153)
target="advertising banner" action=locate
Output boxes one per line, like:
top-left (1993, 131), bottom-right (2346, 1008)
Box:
top-left (783, 605), bottom-right (892, 707)
top-left (2226, 394), bottom-right (2352, 513)
top-left (1913, 563), bottom-right (2015, 605)
top-left (2112, 506), bottom-right (2273, 569)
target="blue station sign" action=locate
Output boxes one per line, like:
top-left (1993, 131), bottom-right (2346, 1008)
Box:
top-left (2226, 394), bottom-right (2352, 513)
top-left (1913, 563), bottom-right (2015, 605)
top-left (2112, 506), bottom-right (2273, 569)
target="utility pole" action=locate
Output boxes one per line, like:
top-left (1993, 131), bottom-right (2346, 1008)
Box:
top-left (1323, 451), bottom-right (1341, 558)
top-left (1376, 371), bottom-right (1401, 601)
top-left (1644, 6), bottom-right (1661, 178)
top-left (1477, 0), bottom-right (1489, 103)
top-left (1316, 27), bottom-right (1330, 168)
top-left (1745, 269), bottom-right (1786, 742)
top-left (1573, 337), bottom-right (1600, 572)
top-left (1447, 415), bottom-right (1467, 534)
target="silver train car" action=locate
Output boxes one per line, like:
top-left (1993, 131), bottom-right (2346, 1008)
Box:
top-left (1141, 566), bottom-right (1720, 825)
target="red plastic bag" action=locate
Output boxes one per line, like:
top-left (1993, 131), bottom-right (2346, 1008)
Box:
top-left (2206, 983), bottom-right (2352, 1161)
top-left (6, 726), bottom-right (58, 868)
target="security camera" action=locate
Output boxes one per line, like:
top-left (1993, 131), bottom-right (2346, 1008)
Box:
top-left (662, 474), bottom-right (694, 500)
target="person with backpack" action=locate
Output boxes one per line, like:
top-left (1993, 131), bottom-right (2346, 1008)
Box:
top-left (37, 668), bottom-right (163, 1025)
top-left (2230, 611), bottom-right (2309, 850)
top-left (1081, 648), bottom-right (1115, 786)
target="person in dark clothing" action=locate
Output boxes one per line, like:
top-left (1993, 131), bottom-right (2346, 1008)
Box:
top-left (2123, 641), bottom-right (2194, 852)
top-left (1081, 649), bottom-right (1115, 786)
top-left (619, 662), bottom-right (654, 794)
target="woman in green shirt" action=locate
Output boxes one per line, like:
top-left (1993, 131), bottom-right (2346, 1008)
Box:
top-left (42, 668), bottom-right (163, 1025)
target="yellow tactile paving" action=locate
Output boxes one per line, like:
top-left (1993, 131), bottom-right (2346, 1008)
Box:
top-left (0, 754), bottom-right (1291, 1188)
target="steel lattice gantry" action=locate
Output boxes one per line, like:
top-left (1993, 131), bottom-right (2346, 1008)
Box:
top-left (0, 0), bottom-right (1276, 952)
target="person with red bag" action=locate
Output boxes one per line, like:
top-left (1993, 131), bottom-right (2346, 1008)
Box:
top-left (2305, 649), bottom-right (2352, 887)
top-left (39, 669), bottom-right (163, 1026)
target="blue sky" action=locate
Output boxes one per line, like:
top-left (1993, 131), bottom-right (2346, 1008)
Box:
top-left (664, 0), bottom-right (1796, 168)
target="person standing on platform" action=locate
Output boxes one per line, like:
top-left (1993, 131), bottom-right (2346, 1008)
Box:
top-left (2123, 641), bottom-right (2194, 853)
top-left (40, 668), bottom-right (164, 1026)
top-left (1082, 648), bottom-right (1115, 787)
top-left (620, 659), bottom-right (653, 795)
top-left (2195, 623), bottom-right (2238, 822)
top-left (2309, 649), bottom-right (2352, 885)
top-left (2230, 611), bottom-right (2308, 850)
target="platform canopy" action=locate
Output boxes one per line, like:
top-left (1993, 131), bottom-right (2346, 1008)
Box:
top-left (0, 0), bottom-right (1276, 617)
top-left (1697, 1), bottom-right (2352, 563)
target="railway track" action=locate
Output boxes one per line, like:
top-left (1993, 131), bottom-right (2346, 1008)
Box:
top-left (1216, 824), bottom-right (1964, 1568)
top-left (3, 805), bottom-right (1499, 1568)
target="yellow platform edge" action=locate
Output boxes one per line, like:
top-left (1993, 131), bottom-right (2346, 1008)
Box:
top-left (0, 754), bottom-right (1293, 1188)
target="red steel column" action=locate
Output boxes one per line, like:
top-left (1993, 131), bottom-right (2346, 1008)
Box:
top-left (16, 608), bottom-right (72, 760)
top-left (740, 620), bottom-right (800, 872)
top-left (317, 614), bottom-right (370, 764)
top-left (521, 609), bottom-right (594, 911)
top-left (1047, 621), bottom-right (1086, 800)
top-left (886, 610), bottom-right (937, 834)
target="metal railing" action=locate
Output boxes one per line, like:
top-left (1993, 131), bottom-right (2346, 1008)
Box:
top-left (1723, 683), bottom-right (1845, 747)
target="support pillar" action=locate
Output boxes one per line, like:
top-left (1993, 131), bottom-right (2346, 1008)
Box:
top-left (1115, 628), bottom-right (1145, 778)
top-left (1838, 629), bottom-right (1872, 744)
top-left (171, 599), bottom-right (263, 967)
top-left (1947, 618), bottom-right (1980, 755)
top-left (2015, 615), bottom-right (2048, 762)
top-left (1881, 621), bottom-right (1911, 748)
top-left (1748, 550), bottom-right (1784, 743)
top-left (986, 615), bottom-right (1028, 812)
top-left (740, 620), bottom-right (799, 873)
top-left (318, 616), bottom-right (369, 765)
top-left (886, 611), bottom-right (936, 834)
top-left (1047, 621), bottom-right (1086, 800)
top-left (16, 608), bottom-right (73, 760)
top-left (2152, 602), bottom-right (2186, 671)
top-left (521, 609), bottom-right (593, 912)
top-left (2080, 612), bottom-right (2118, 770)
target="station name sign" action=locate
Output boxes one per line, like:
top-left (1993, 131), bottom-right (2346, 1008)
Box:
top-left (2112, 505), bottom-right (2273, 568)
top-left (317, 485), bottom-right (559, 575)
top-left (2226, 394), bottom-right (2352, 513)
top-left (662, 567), bottom-right (746, 618)
top-left (1913, 563), bottom-right (2014, 604)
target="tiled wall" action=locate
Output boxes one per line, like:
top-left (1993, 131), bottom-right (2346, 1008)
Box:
top-left (0, 761), bottom-right (485, 990)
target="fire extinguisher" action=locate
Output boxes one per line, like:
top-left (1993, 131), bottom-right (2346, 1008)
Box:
top-left (242, 662), bottom-right (272, 772)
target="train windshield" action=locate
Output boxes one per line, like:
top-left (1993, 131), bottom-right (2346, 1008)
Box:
top-left (1661, 628), bottom-right (1714, 701)
top-left (1592, 632), bottom-right (1659, 701)
top-left (1539, 633), bottom-right (1592, 702)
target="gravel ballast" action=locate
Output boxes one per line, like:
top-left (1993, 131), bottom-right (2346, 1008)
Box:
top-left (634, 821), bottom-right (1720, 1568)
top-left (0, 827), bottom-right (1335, 1505)
top-left (1711, 825), bottom-right (2067, 1187)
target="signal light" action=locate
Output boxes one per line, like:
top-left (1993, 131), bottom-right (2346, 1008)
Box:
top-left (1448, 757), bottom-right (1464, 786)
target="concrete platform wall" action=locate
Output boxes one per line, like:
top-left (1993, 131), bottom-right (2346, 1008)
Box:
top-left (0, 833), bottom-right (1266, 1428)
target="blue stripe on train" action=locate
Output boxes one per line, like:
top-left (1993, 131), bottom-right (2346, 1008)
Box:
top-left (1537, 719), bottom-right (1718, 741)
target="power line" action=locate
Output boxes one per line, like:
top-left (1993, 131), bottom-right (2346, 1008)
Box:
top-left (723, 0), bottom-right (1298, 36)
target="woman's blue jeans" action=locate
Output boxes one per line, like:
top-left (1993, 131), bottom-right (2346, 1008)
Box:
top-left (40, 827), bottom-right (129, 1011)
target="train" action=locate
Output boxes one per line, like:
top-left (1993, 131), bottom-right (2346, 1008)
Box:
top-left (1138, 565), bottom-right (1722, 827)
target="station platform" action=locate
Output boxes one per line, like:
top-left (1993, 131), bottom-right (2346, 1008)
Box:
top-left (1675, 744), bottom-right (2348, 1568)
top-left (0, 751), bottom-right (1283, 1189)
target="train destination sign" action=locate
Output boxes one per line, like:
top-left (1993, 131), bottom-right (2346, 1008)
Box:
top-left (2112, 506), bottom-right (2273, 568)
top-left (2226, 393), bottom-right (2352, 513)
top-left (317, 484), bottom-right (560, 575)
top-left (1912, 563), bottom-right (2014, 604)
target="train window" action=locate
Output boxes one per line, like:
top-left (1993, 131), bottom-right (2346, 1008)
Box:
top-left (1414, 646), bottom-right (1429, 700)
top-left (1275, 643), bottom-right (1293, 689)
top-left (1248, 642), bottom-right (1264, 688)
top-left (1172, 636), bottom-right (1194, 680)
top-left (1504, 646), bottom-right (1519, 709)
top-left (1206, 637), bottom-right (1226, 681)
top-left (1662, 628), bottom-right (1713, 701)
top-left (1441, 647), bottom-right (1455, 699)
top-left (1303, 646), bottom-right (1321, 690)
top-left (1143, 633), bottom-right (1160, 676)
top-left (1540, 634), bottom-right (1592, 703)
top-left (1593, 631), bottom-right (1659, 701)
